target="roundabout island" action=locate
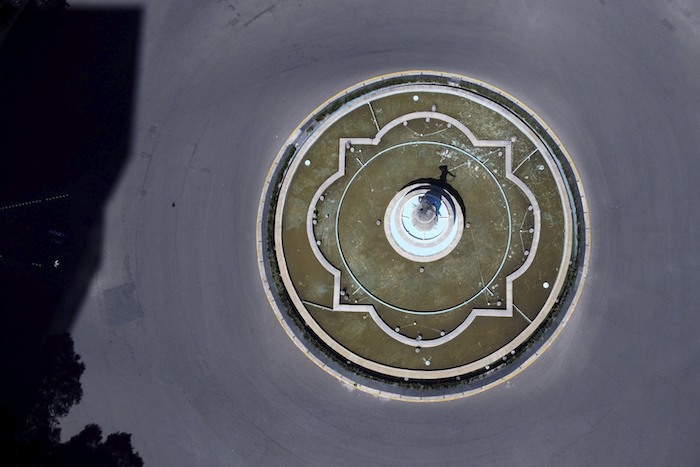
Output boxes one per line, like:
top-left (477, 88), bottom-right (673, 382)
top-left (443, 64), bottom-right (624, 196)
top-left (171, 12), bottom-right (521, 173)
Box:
top-left (259, 72), bottom-right (588, 395)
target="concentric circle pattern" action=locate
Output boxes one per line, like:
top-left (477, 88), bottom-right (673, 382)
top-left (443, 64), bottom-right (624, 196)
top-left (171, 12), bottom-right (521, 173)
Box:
top-left (262, 72), bottom-right (586, 387)
top-left (384, 183), bottom-right (463, 262)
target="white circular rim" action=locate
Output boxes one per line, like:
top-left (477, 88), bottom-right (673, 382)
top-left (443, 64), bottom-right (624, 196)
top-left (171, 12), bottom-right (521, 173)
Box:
top-left (383, 184), bottom-right (464, 262)
top-left (257, 71), bottom-right (591, 397)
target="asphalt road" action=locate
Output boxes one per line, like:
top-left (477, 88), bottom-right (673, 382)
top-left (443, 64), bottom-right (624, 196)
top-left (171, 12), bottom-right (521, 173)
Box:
top-left (61, 0), bottom-right (700, 465)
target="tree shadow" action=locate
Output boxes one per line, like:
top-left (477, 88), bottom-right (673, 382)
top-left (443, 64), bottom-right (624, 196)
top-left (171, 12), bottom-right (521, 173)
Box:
top-left (0, 4), bottom-right (141, 343)
top-left (0, 4), bottom-right (143, 462)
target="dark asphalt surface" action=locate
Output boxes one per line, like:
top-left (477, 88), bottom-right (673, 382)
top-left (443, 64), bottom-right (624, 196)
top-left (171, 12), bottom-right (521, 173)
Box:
top-left (62, 1), bottom-right (700, 465)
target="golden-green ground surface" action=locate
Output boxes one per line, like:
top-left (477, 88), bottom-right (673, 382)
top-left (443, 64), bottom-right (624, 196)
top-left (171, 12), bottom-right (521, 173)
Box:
top-left (278, 86), bottom-right (568, 373)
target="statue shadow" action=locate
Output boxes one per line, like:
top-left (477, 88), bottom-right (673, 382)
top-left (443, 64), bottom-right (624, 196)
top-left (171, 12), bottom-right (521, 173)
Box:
top-left (401, 165), bottom-right (466, 223)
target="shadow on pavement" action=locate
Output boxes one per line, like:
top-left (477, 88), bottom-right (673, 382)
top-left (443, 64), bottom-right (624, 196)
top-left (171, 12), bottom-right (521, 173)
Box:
top-left (0, 5), bottom-right (142, 457)
top-left (0, 4), bottom-right (141, 343)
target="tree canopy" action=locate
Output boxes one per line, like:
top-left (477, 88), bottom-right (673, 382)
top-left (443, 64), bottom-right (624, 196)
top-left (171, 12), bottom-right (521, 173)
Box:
top-left (1, 334), bottom-right (143, 466)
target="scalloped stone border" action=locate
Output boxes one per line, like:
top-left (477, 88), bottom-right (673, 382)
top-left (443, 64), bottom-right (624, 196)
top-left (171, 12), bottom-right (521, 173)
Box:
top-left (256, 71), bottom-right (591, 400)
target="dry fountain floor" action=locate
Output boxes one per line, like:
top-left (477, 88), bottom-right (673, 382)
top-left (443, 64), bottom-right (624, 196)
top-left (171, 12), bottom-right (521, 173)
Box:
top-left (263, 73), bottom-right (586, 388)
